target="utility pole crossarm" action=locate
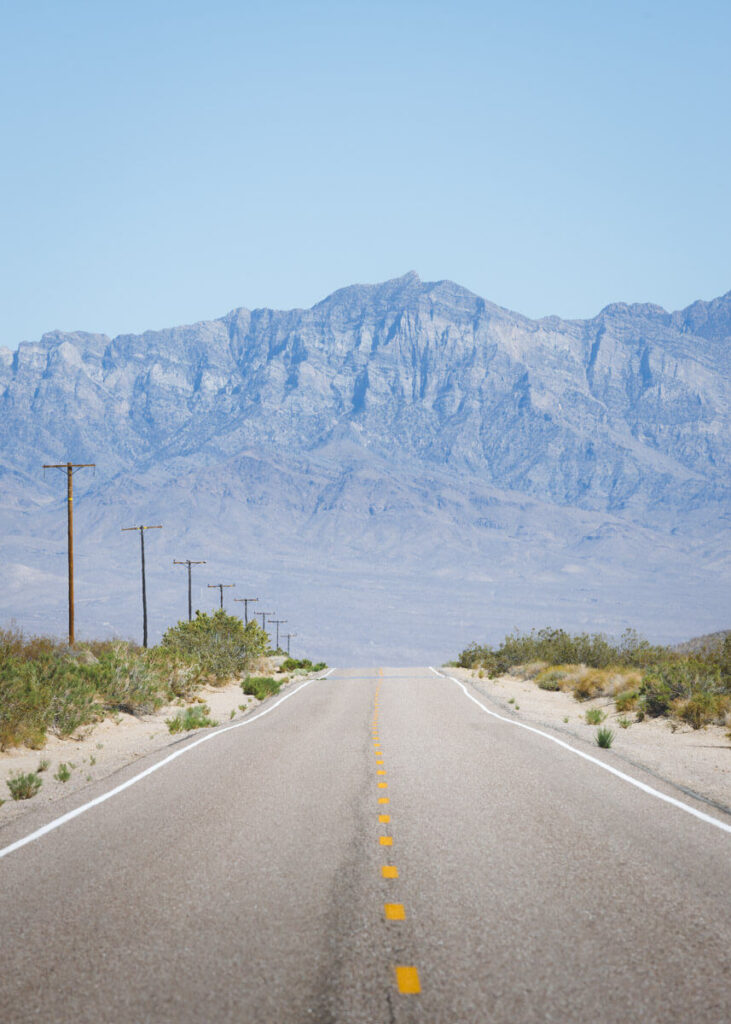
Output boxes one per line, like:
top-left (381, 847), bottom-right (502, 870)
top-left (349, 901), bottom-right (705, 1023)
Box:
top-left (257, 611), bottom-right (274, 633)
top-left (174, 560), bottom-right (206, 622)
top-left (233, 596), bottom-right (258, 624)
top-left (270, 619), bottom-right (287, 649)
top-left (208, 583), bottom-right (235, 609)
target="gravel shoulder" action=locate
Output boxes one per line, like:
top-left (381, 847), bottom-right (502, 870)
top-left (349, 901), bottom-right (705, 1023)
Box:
top-left (447, 666), bottom-right (731, 813)
top-left (0, 667), bottom-right (313, 831)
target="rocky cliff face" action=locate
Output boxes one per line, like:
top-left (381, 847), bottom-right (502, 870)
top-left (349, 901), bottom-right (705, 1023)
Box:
top-left (0, 274), bottom-right (728, 661)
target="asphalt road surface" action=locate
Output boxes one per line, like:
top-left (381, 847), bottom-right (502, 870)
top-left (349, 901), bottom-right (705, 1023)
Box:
top-left (1, 667), bottom-right (729, 1024)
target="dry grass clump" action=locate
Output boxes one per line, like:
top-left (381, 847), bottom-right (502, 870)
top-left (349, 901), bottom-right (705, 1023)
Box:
top-left (533, 664), bottom-right (640, 701)
top-left (509, 662), bottom-right (547, 680)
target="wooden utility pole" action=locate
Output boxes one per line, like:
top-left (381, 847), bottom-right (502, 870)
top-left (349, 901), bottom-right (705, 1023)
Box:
top-left (270, 619), bottom-right (287, 651)
top-left (42, 461), bottom-right (95, 646)
top-left (283, 632), bottom-right (297, 655)
top-left (233, 596), bottom-right (258, 624)
top-left (257, 611), bottom-right (274, 636)
top-left (208, 583), bottom-right (235, 609)
top-left (122, 525), bottom-right (162, 647)
top-left (173, 559), bottom-right (206, 621)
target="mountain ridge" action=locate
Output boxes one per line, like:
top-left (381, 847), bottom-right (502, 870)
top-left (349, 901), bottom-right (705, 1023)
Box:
top-left (0, 274), bottom-right (728, 660)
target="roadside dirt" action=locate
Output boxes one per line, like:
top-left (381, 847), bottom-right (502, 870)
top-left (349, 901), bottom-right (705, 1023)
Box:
top-left (447, 666), bottom-right (731, 813)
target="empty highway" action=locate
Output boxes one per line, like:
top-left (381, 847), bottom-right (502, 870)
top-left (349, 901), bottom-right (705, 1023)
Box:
top-left (0, 667), bottom-right (729, 1023)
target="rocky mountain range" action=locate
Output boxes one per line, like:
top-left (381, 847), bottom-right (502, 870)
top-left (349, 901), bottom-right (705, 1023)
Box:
top-left (1, 272), bottom-right (728, 662)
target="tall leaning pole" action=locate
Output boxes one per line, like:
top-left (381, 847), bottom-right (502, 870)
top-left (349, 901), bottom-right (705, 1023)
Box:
top-left (42, 461), bottom-right (95, 647)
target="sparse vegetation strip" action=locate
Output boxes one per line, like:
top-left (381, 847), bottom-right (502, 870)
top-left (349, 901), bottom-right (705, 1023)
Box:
top-left (1, 615), bottom-right (327, 756)
top-left (457, 628), bottom-right (731, 733)
top-left (0, 611), bottom-right (270, 752)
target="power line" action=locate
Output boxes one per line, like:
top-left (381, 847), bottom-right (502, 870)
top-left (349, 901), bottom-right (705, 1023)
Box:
top-left (122, 525), bottom-right (162, 648)
top-left (173, 559), bottom-right (206, 621)
top-left (233, 596), bottom-right (258, 624)
top-left (208, 583), bottom-right (235, 609)
top-left (42, 461), bottom-right (95, 646)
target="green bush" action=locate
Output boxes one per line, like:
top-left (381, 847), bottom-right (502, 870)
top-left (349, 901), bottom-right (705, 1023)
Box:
top-left (7, 771), bottom-right (42, 800)
top-left (457, 626), bottom-right (731, 729)
top-left (614, 689), bottom-right (639, 713)
top-left (458, 627), bottom-right (664, 675)
top-left (596, 726), bottom-right (615, 748)
top-left (161, 611), bottom-right (267, 683)
top-left (639, 661), bottom-right (724, 719)
top-left (241, 676), bottom-right (282, 700)
top-left (280, 657), bottom-right (327, 673)
top-left (166, 704), bottom-right (217, 734)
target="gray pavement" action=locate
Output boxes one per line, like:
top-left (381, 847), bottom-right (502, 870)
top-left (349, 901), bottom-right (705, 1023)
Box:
top-left (0, 667), bottom-right (729, 1023)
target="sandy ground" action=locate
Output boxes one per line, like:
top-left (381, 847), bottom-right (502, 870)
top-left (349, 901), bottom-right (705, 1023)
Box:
top-left (447, 666), bottom-right (731, 812)
top-left (0, 664), bottom-right (315, 830)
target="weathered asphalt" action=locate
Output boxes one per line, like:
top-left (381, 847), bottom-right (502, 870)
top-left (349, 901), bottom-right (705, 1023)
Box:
top-left (0, 667), bottom-right (729, 1023)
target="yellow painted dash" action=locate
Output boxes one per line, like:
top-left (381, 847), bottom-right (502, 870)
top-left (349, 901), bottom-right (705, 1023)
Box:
top-left (380, 836), bottom-right (393, 846)
top-left (381, 865), bottom-right (399, 878)
top-left (395, 966), bottom-right (421, 994)
top-left (377, 770), bottom-right (386, 775)
top-left (379, 814), bottom-right (390, 823)
top-left (384, 903), bottom-right (405, 920)
top-left (378, 782), bottom-right (388, 788)
top-left (378, 797), bottom-right (390, 804)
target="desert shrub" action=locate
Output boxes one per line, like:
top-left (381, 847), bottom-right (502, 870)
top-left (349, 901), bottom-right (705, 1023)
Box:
top-left (86, 645), bottom-right (164, 716)
top-left (585, 708), bottom-right (606, 725)
top-left (166, 704), bottom-right (217, 734)
top-left (280, 658), bottom-right (327, 673)
top-left (457, 627), bottom-right (665, 675)
top-left (161, 611), bottom-right (267, 682)
top-left (7, 771), bottom-right (42, 800)
top-left (614, 689), bottom-right (639, 712)
top-left (536, 666), bottom-right (575, 690)
top-left (241, 676), bottom-right (282, 700)
top-left (672, 692), bottom-right (730, 730)
top-left (596, 726), bottom-right (615, 748)
top-left (0, 618), bottom-right (265, 750)
top-left (457, 626), bottom-right (731, 728)
top-left (640, 660), bottom-right (726, 721)
top-left (54, 762), bottom-right (71, 783)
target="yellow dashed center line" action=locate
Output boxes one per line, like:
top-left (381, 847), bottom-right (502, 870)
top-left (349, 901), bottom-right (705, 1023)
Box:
top-left (395, 966), bottom-right (421, 994)
top-left (372, 673), bottom-right (421, 997)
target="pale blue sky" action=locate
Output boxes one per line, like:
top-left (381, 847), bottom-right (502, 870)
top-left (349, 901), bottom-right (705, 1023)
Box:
top-left (1, 0), bottom-right (729, 345)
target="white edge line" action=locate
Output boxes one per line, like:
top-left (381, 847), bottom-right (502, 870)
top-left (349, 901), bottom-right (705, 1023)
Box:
top-left (0, 669), bottom-right (336, 861)
top-left (428, 666), bottom-right (731, 836)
